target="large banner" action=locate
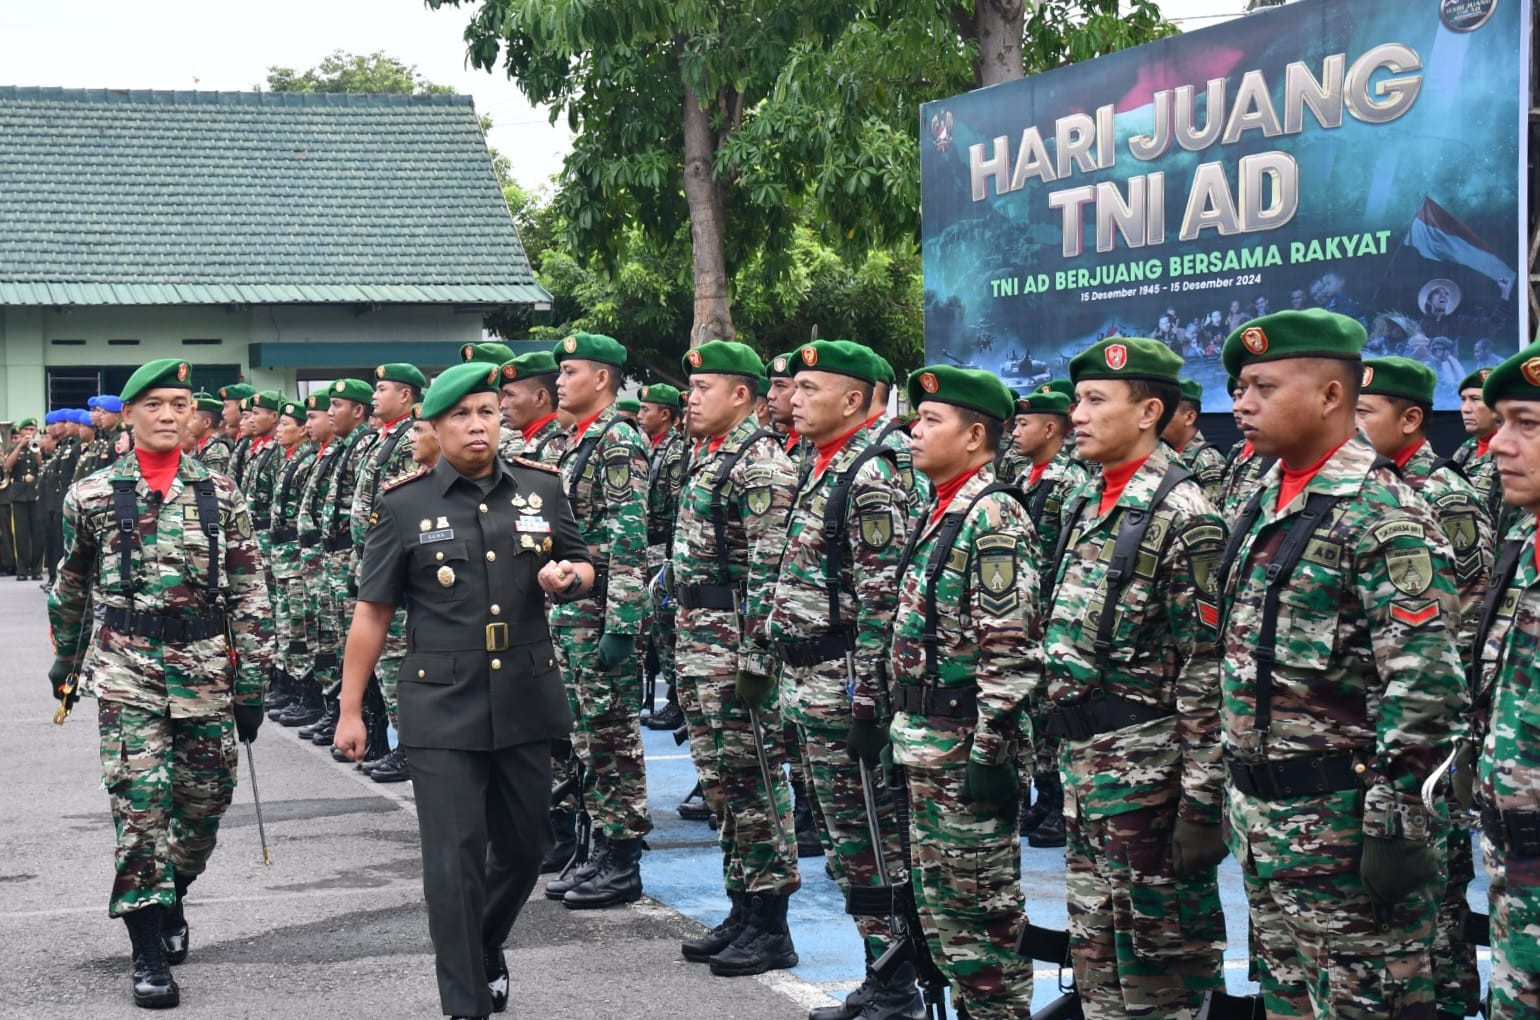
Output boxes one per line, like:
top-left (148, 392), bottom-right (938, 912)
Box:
top-left (920, 0), bottom-right (1530, 411)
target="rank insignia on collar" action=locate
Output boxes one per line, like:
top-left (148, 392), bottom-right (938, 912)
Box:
top-left (420, 519), bottom-right (432, 532)
top-left (436, 516), bottom-right (449, 529)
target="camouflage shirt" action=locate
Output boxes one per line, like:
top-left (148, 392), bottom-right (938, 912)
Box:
top-left (1477, 512), bottom-right (1540, 818)
top-left (887, 466), bottom-right (1039, 768)
top-left (550, 404), bottom-right (650, 636)
top-left (270, 441), bottom-right (319, 574)
top-left (49, 453), bottom-right (272, 716)
top-left (1399, 440), bottom-right (1494, 661)
top-left (521, 415), bottom-right (569, 466)
top-left (320, 423), bottom-right (373, 543)
top-left (1218, 440), bottom-right (1273, 520)
top-left (1010, 444), bottom-right (1090, 599)
top-left (196, 434), bottom-right (235, 477)
top-left (645, 427), bottom-right (688, 569)
top-left (1451, 435), bottom-right (1502, 519)
top-left (242, 438), bottom-right (284, 560)
top-left (349, 417), bottom-right (417, 569)
top-left (1043, 444), bottom-right (1226, 823)
top-left (867, 416), bottom-right (933, 522)
top-left (1175, 429), bottom-right (1227, 505)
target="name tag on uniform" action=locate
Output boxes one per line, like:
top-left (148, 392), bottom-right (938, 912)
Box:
top-left (418, 528), bottom-right (455, 544)
top-left (516, 515), bottom-right (551, 534)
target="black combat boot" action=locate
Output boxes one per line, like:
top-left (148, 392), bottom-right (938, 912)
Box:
top-left (158, 876), bottom-right (193, 965)
top-left (809, 946), bottom-right (878, 1020)
top-left (483, 944), bottom-right (509, 1013)
top-left (677, 781), bottom-right (711, 821)
top-left (562, 837), bottom-right (642, 909)
top-left (1026, 775), bottom-right (1065, 849)
top-left (369, 746), bottom-right (411, 783)
top-left (707, 891), bottom-right (798, 976)
top-left (304, 691), bottom-right (341, 743)
top-left (545, 834), bottom-right (604, 900)
top-left (264, 670), bottom-right (295, 719)
top-left (681, 891), bottom-right (748, 962)
top-left (644, 701), bottom-right (683, 730)
top-left (541, 811), bottom-right (578, 874)
top-left (852, 960), bottom-right (924, 1020)
top-left (792, 779), bottom-right (823, 859)
top-left (123, 905), bottom-right (180, 1009)
top-left (280, 675), bottom-right (325, 729)
top-left (1018, 773), bottom-right (1054, 836)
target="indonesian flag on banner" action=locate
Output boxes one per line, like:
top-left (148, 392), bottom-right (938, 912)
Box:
top-left (1405, 196), bottom-right (1517, 297)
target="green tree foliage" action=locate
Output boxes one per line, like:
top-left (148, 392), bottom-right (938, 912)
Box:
top-left (265, 50), bottom-right (456, 95)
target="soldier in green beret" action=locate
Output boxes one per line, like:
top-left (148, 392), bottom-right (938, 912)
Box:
top-left (47, 359), bottom-right (272, 1008)
top-left (1160, 378), bottom-right (1226, 504)
top-left (265, 399), bottom-right (324, 727)
top-left (637, 382), bottom-right (687, 734)
top-left (190, 393), bottom-right (234, 476)
top-left (460, 340), bottom-right (516, 365)
top-left (218, 383), bottom-right (255, 482)
top-left (546, 332), bottom-right (655, 907)
top-left (765, 350), bottom-right (813, 483)
top-left (1473, 339), bottom-right (1540, 1018)
top-left (883, 364), bottom-right (1037, 1019)
top-left (1217, 374), bottom-right (1275, 519)
top-left (615, 397), bottom-right (642, 420)
top-left (1453, 365), bottom-right (1503, 523)
top-left (1222, 308), bottom-right (1467, 1018)
top-left (497, 353), bottom-right (567, 467)
top-left (856, 344), bottom-right (931, 525)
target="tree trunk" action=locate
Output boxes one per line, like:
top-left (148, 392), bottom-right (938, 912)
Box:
top-left (974, 0), bottom-right (1029, 87)
top-left (680, 77), bottom-right (734, 345)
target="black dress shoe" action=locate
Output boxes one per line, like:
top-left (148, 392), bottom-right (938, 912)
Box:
top-left (484, 945), bottom-right (509, 1013)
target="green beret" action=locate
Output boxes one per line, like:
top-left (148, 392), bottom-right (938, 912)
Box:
top-left (1482, 340), bottom-right (1540, 408)
top-left (793, 340), bottom-right (880, 384)
top-left (1221, 309), bottom-right (1364, 379)
top-left (682, 339), bottom-right (764, 379)
top-left (1361, 356), bottom-right (1435, 404)
top-left (1179, 379), bottom-right (1203, 407)
top-left (907, 365), bottom-right (1014, 421)
top-left (420, 362), bottom-right (503, 420)
top-left (873, 353), bottom-right (897, 386)
top-left (374, 363), bottom-right (427, 391)
top-left (639, 383), bottom-right (682, 408)
top-left (1016, 391), bottom-right (1071, 416)
top-left (1037, 379), bottom-right (1074, 400)
top-left (615, 398), bottom-right (641, 414)
top-left (16, 417), bottom-right (36, 429)
top-left (554, 331), bottom-right (627, 368)
top-left (328, 378), bottom-right (374, 406)
top-left (460, 341), bottom-right (516, 365)
top-left (1458, 367), bottom-right (1495, 394)
top-left (1227, 376), bottom-right (1241, 395)
top-left (194, 392), bottom-right (224, 415)
top-left (218, 382), bottom-right (255, 401)
top-left (278, 400), bottom-right (307, 425)
top-left (1070, 338), bottom-right (1182, 385)
top-left (757, 375), bottom-right (770, 398)
top-left (248, 390), bottom-right (284, 411)
top-left (303, 392), bottom-right (331, 412)
top-left (498, 352), bottom-right (559, 383)
top-left (767, 349), bottom-right (803, 379)
top-left (121, 359), bottom-right (194, 403)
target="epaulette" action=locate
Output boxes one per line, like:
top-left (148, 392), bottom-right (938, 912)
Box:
top-left (510, 455), bottom-right (559, 475)
top-left (381, 467), bottom-right (431, 492)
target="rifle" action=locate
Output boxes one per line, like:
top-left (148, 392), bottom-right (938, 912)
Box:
top-left (878, 758), bottom-right (952, 1020)
top-left (548, 745), bottom-right (591, 877)
top-left (1015, 924), bottom-right (1082, 1020)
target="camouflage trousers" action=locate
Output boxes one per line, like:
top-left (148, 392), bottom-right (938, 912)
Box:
top-left (905, 762), bottom-right (1034, 1020)
top-left (648, 605), bottom-right (677, 704)
top-left (677, 672), bottom-right (722, 818)
top-left (680, 671), bottom-right (799, 895)
top-left (271, 546), bottom-right (310, 679)
top-left (1028, 695), bottom-right (1061, 778)
top-left (1242, 863), bottom-right (1437, 1018)
top-left (1484, 834), bottom-right (1540, 1019)
top-left (1432, 828), bottom-right (1479, 1018)
top-left (97, 700), bottom-right (237, 917)
top-left (1065, 802), bottom-right (1224, 1019)
top-left (552, 625), bottom-right (652, 841)
top-left (798, 719), bottom-right (905, 956)
top-left (302, 542), bottom-right (340, 693)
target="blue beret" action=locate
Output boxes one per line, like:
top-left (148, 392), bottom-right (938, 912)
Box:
top-left (96, 395), bottom-right (124, 413)
top-left (43, 411), bottom-right (58, 425)
top-left (86, 396), bottom-right (99, 409)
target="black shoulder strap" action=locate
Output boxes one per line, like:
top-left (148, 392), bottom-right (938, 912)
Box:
top-left (1027, 470), bottom-right (1056, 525)
top-left (1470, 536), bottom-right (1526, 703)
top-left (1431, 456), bottom-right (1467, 481)
top-left (822, 443), bottom-right (900, 630)
top-left (110, 479), bottom-right (138, 599)
top-left (275, 449), bottom-right (306, 510)
top-left (707, 427), bottom-right (777, 581)
top-left (561, 429), bottom-right (604, 513)
top-left (1090, 464), bottom-right (1192, 672)
top-left (372, 421), bottom-right (409, 472)
top-left (193, 478), bottom-right (222, 601)
top-left (1048, 488), bottom-right (1093, 598)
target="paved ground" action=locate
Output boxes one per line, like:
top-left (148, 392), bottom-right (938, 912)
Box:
top-left (0, 577), bottom-right (1491, 1017)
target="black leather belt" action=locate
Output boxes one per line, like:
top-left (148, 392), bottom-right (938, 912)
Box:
top-left (270, 526), bottom-right (298, 544)
top-left (100, 607), bottom-right (227, 642)
top-left (892, 682), bottom-right (977, 719)
top-left (1225, 751), bottom-right (1362, 800)
top-left (776, 630), bottom-right (854, 668)
top-left (1043, 693), bottom-right (1173, 741)
top-left (676, 583), bottom-right (738, 611)
top-left (299, 532), bottom-right (321, 548)
top-left (1482, 803), bottom-right (1540, 856)
top-left (251, 515), bottom-right (271, 530)
top-left (321, 534), bottom-right (351, 553)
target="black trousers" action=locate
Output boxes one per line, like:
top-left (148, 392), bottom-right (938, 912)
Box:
top-left (12, 499), bottom-right (39, 575)
top-left (44, 508), bottom-right (63, 581)
top-left (407, 741), bottom-right (552, 1017)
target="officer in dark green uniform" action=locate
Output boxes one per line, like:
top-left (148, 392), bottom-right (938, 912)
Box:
top-left (335, 362), bottom-right (596, 1020)
top-left (6, 417), bottom-right (44, 579)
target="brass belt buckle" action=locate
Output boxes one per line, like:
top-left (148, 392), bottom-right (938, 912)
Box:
top-left (485, 622), bottom-right (509, 652)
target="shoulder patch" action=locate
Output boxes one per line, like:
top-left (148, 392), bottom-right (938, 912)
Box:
top-left (1181, 523), bottom-right (1226, 548)
top-left (509, 456), bottom-right (559, 475)
top-left (740, 462), bottom-right (776, 487)
top-left (381, 469), bottom-right (431, 493)
top-left (974, 532), bottom-right (1019, 615)
top-left (1368, 518), bottom-right (1424, 545)
top-left (1385, 545), bottom-right (1434, 597)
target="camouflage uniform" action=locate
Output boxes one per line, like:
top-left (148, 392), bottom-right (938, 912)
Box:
top-left (1045, 445), bottom-right (1226, 1017)
top-left (295, 438), bottom-right (341, 692)
top-left (552, 405), bottom-right (652, 840)
top-left (672, 418), bottom-right (798, 894)
top-left (269, 440), bottom-right (318, 681)
top-left (74, 433), bottom-right (117, 483)
top-left (1174, 429), bottom-right (1226, 505)
top-left (316, 422), bottom-right (373, 693)
top-left (766, 430), bottom-right (909, 957)
top-left (867, 415), bottom-right (932, 522)
top-left (1477, 510), bottom-right (1540, 1017)
top-left (521, 415), bottom-right (569, 466)
top-left (497, 423), bottom-right (523, 462)
top-left (228, 436), bottom-right (253, 491)
top-left (49, 454), bottom-right (272, 916)
top-left (242, 437), bottom-right (284, 600)
top-left (1218, 440), bottom-right (1273, 520)
top-left (645, 426), bottom-right (686, 701)
top-left (349, 416), bottom-right (417, 725)
top-left (1220, 436), bottom-right (1467, 1019)
top-left (196, 433), bottom-right (234, 476)
top-left (884, 465), bottom-right (1037, 1019)
top-left (1451, 435), bottom-right (1503, 523)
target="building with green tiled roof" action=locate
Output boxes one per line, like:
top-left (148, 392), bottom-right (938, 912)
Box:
top-left (0, 87), bottom-right (552, 414)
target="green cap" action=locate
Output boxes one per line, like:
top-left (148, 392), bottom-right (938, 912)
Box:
top-left (907, 365), bottom-right (1014, 421)
top-left (1037, 379), bottom-right (1074, 400)
top-left (554, 331), bottom-right (627, 368)
top-left (1016, 391), bottom-right (1071, 416)
top-left (1221, 309), bottom-right (1364, 379)
top-left (248, 390), bottom-right (284, 411)
top-left (460, 341), bottom-right (516, 365)
top-left (616, 398), bottom-right (641, 414)
top-left (278, 400), bottom-right (307, 425)
top-left (303, 392), bottom-right (331, 412)
top-left (121, 359), bottom-right (194, 403)
top-left (420, 362), bottom-right (503, 420)
top-left (767, 349), bottom-right (802, 379)
top-left (1361, 356), bottom-right (1435, 404)
top-left (1179, 378), bottom-right (1203, 408)
top-left (328, 378), bottom-right (374, 406)
top-left (1069, 338), bottom-right (1183, 385)
top-left (1483, 341), bottom-right (1540, 408)
top-left (16, 417), bottom-right (36, 429)
top-left (218, 382), bottom-right (255, 402)
top-left (793, 340), bottom-right (881, 383)
top-left (873, 353), bottom-right (897, 386)
top-left (498, 352), bottom-right (559, 383)
top-left (682, 339), bottom-right (764, 379)
top-left (194, 392), bottom-right (224, 415)
top-left (1458, 367), bottom-right (1495, 394)
top-left (374, 363), bottom-right (428, 391)
top-left (639, 383), bottom-right (682, 408)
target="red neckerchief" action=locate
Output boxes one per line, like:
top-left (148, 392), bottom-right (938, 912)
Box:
top-left (1027, 460), bottom-right (1050, 490)
top-left (573, 409), bottom-right (604, 442)
top-left (196, 434), bottom-right (211, 452)
top-left (1097, 454), bottom-right (1150, 517)
top-left (1241, 440), bottom-right (1254, 459)
top-left (1477, 434), bottom-right (1493, 458)
top-left (135, 446), bottom-right (181, 499)
top-left (378, 413), bottom-right (409, 436)
top-left (282, 442), bottom-right (300, 460)
top-left (1391, 437), bottom-right (1425, 470)
top-left (783, 428), bottom-right (801, 454)
top-left (706, 434), bottom-right (728, 455)
top-left (812, 422), bottom-right (866, 478)
top-left (522, 412), bottom-right (559, 443)
top-left (929, 465), bottom-right (985, 527)
top-left (650, 429), bottom-right (668, 450)
top-left (249, 435), bottom-right (272, 452)
top-left (1277, 437), bottom-right (1351, 512)
top-left (863, 412), bottom-right (884, 430)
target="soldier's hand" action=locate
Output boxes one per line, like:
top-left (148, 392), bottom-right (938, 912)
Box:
top-left (539, 559), bottom-right (577, 595)
top-left (734, 669), bottom-right (775, 709)
top-left (845, 717), bottom-right (889, 768)
top-left (1359, 834), bottom-right (1440, 906)
top-left (233, 704), bottom-right (264, 744)
top-left (963, 761), bottom-right (1019, 813)
top-left (1170, 817), bottom-right (1227, 877)
top-left (333, 711), bottom-right (368, 763)
top-left (596, 633), bottom-right (634, 669)
top-left (47, 659), bottom-right (78, 709)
